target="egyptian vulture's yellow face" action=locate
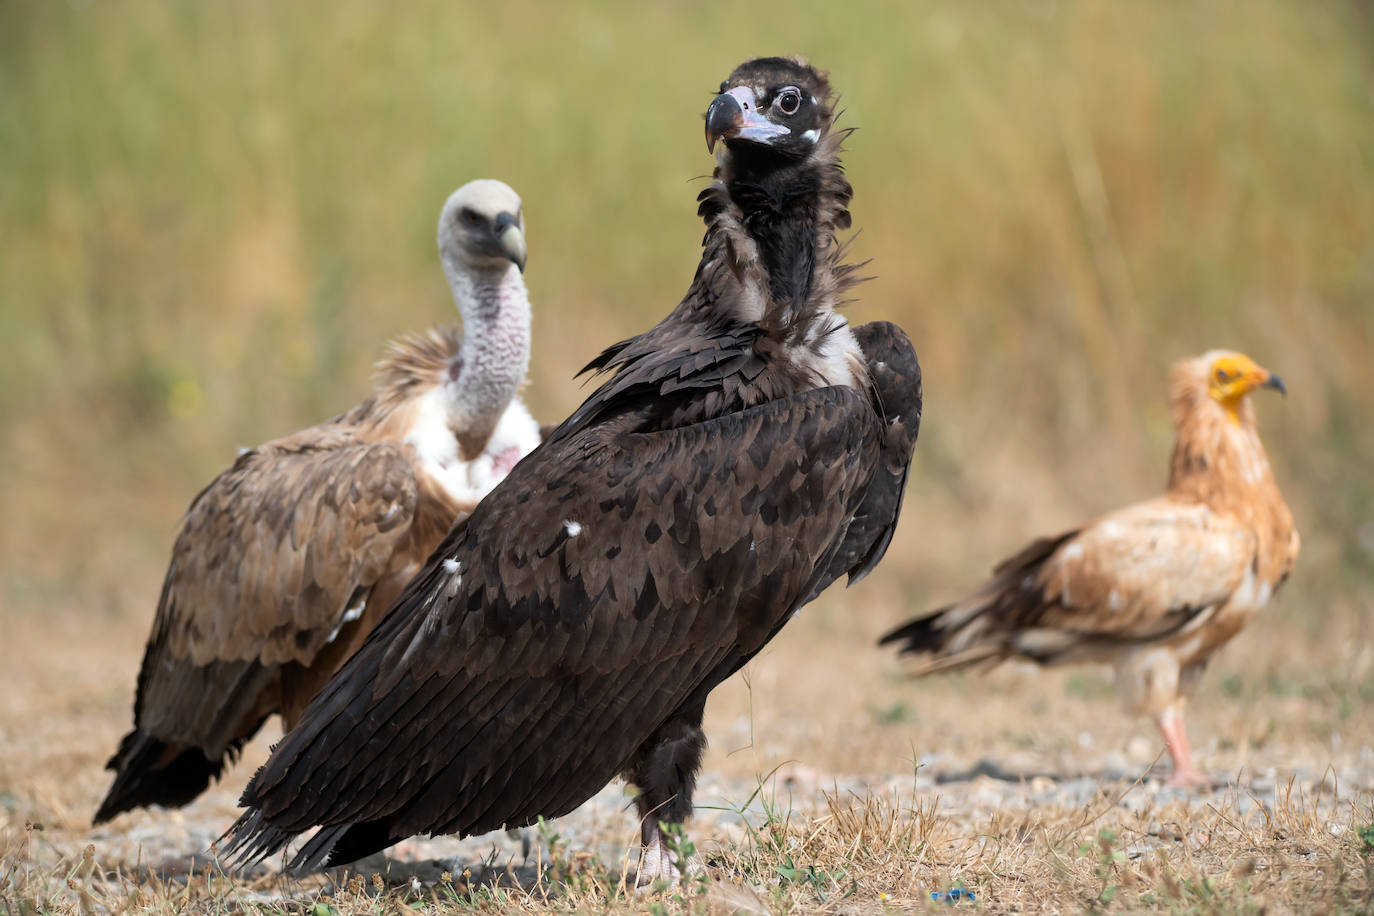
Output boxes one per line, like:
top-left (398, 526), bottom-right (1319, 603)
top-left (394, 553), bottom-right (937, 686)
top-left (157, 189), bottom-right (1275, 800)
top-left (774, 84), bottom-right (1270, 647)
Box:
top-left (1207, 352), bottom-right (1286, 418)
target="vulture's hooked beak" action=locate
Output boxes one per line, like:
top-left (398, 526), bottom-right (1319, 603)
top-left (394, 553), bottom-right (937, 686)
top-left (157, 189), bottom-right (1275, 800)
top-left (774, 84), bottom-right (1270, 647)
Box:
top-left (1260, 372), bottom-right (1287, 397)
top-left (705, 86), bottom-right (789, 153)
top-left (494, 212), bottom-right (527, 273)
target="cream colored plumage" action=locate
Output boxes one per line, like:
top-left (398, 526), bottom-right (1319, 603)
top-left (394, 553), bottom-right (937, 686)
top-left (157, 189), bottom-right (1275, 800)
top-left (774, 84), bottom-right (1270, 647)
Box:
top-left (881, 350), bottom-right (1298, 785)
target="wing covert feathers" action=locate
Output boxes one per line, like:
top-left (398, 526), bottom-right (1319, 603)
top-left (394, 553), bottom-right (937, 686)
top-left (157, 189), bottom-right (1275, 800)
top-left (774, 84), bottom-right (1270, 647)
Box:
top-left (224, 386), bottom-right (883, 869)
top-left (803, 321), bottom-right (922, 602)
top-left (153, 432), bottom-right (420, 670)
top-left (882, 501), bottom-right (1255, 668)
top-left (96, 428), bottom-right (428, 823)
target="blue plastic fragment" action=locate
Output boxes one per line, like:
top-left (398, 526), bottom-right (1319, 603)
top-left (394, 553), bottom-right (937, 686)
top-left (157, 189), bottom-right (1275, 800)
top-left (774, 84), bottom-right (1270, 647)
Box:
top-left (931, 888), bottom-right (976, 903)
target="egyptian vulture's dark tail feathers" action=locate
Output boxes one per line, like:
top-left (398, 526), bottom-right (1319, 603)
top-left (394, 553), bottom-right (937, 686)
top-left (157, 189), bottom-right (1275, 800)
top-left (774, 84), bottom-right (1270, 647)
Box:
top-left (877, 612), bottom-right (945, 655)
top-left (878, 606), bottom-right (1007, 676)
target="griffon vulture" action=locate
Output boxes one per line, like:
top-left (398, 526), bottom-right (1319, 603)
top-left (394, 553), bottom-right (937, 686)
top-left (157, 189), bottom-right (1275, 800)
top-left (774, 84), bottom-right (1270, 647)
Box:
top-left (881, 351), bottom-right (1297, 786)
top-left (95, 180), bottom-right (541, 823)
top-left (222, 57), bottom-right (922, 881)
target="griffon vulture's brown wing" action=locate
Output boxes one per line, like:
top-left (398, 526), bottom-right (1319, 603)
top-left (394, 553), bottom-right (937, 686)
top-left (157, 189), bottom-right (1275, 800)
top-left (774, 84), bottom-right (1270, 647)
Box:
top-left (134, 426), bottom-right (420, 747)
top-left (96, 425), bottom-right (422, 823)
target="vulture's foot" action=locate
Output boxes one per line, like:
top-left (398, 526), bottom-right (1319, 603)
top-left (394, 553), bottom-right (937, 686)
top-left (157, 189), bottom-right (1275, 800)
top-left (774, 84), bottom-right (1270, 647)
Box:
top-left (633, 835), bottom-right (705, 891)
top-left (1164, 768), bottom-right (1224, 789)
top-left (635, 835), bottom-right (681, 888)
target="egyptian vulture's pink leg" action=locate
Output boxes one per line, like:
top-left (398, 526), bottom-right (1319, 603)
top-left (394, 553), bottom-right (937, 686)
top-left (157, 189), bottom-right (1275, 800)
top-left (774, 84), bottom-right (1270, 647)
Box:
top-left (1157, 705), bottom-right (1210, 787)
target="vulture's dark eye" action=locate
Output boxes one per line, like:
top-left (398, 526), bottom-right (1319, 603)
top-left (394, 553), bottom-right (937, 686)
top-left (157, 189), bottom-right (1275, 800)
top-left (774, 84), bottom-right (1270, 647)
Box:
top-left (459, 207), bottom-right (483, 228)
top-left (1215, 368), bottom-right (1231, 382)
top-left (774, 88), bottom-right (802, 116)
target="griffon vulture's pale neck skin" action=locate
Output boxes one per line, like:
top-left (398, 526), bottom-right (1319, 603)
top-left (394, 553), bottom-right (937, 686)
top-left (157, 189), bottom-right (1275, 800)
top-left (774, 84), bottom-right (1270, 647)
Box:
top-left (438, 248), bottom-right (532, 461)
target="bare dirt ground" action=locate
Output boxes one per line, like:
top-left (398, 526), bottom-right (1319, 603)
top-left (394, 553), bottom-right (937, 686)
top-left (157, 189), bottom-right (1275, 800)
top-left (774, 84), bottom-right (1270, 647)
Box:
top-left (3, 582), bottom-right (1371, 914)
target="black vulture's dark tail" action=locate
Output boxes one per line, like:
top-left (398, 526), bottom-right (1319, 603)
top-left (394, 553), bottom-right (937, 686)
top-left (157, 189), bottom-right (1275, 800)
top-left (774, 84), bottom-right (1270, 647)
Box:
top-left (219, 811), bottom-right (396, 874)
top-left (219, 807), bottom-right (300, 869)
top-left (317, 820), bottom-right (402, 869)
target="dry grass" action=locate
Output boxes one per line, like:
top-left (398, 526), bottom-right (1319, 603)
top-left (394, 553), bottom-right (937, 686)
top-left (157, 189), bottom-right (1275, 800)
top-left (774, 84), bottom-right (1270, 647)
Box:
top-left (2, 594), bottom-right (1371, 914)
top-left (9, 786), bottom-right (1374, 914)
top-left (4, 757), bottom-right (1372, 915)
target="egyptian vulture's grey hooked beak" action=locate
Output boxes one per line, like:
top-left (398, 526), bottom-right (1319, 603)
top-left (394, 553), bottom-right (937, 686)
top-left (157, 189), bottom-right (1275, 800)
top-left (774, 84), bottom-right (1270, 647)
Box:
top-left (494, 212), bottom-right (527, 272)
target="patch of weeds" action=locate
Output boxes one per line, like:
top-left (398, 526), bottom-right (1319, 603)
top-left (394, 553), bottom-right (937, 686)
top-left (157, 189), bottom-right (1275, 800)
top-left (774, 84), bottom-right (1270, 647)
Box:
top-left (1219, 673), bottom-right (1245, 700)
top-left (1264, 671), bottom-right (1305, 699)
top-left (706, 771), bottom-right (806, 902)
top-left (1357, 822), bottom-right (1374, 856)
top-left (643, 823), bottom-right (711, 914)
top-left (1358, 674), bottom-right (1374, 704)
top-left (1177, 877), bottom-right (1222, 909)
top-left (529, 816), bottom-right (624, 908)
top-left (1143, 855), bottom-right (1270, 916)
top-left (2, 827), bottom-right (105, 915)
top-left (1078, 829), bottom-right (1125, 910)
top-left (775, 854), bottom-right (848, 902)
top-left (1066, 672), bottom-right (1114, 700)
top-left (536, 816), bottom-right (569, 886)
top-left (872, 700), bottom-right (912, 725)
top-left (432, 867), bottom-right (520, 912)
top-left (1337, 694), bottom-right (1355, 721)
top-left (708, 765), bottom-right (927, 908)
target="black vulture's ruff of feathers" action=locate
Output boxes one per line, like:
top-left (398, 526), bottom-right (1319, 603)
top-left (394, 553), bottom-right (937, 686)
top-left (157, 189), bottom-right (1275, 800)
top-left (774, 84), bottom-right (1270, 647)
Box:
top-left (221, 56), bottom-right (921, 875)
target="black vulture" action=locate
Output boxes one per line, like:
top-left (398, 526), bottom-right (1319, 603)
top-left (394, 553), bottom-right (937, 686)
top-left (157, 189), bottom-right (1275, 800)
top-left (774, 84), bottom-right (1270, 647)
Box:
top-left (223, 58), bottom-right (922, 881)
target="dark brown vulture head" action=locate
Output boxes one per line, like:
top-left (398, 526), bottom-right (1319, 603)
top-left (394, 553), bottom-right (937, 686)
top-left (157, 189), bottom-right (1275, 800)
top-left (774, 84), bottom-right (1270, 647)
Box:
top-left (694, 57), bottom-right (854, 330)
top-left (705, 57), bottom-right (835, 163)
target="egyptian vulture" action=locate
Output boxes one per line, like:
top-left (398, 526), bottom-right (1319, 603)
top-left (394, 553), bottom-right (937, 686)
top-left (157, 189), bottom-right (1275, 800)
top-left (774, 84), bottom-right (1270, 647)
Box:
top-left (881, 351), bottom-right (1297, 786)
top-left (95, 180), bottom-right (541, 824)
top-left (222, 57), bottom-right (922, 881)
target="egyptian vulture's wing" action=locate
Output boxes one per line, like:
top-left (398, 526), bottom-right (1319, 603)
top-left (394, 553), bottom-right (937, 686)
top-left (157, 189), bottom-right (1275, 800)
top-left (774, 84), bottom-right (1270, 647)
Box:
top-left (882, 498), bottom-right (1255, 668)
top-left (227, 385), bottom-right (880, 870)
top-left (1011, 498), bottom-right (1255, 650)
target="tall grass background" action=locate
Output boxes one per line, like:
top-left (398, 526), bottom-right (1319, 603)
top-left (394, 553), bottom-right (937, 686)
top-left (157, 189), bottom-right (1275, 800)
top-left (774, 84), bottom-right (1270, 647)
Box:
top-left (2, 0), bottom-right (1371, 636)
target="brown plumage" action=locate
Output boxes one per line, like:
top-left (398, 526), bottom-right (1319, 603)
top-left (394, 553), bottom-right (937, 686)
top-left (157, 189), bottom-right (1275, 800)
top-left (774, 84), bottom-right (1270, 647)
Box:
top-left (221, 57), bottom-right (922, 881)
top-left (881, 350), bottom-right (1298, 785)
top-left (95, 180), bottom-right (541, 824)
